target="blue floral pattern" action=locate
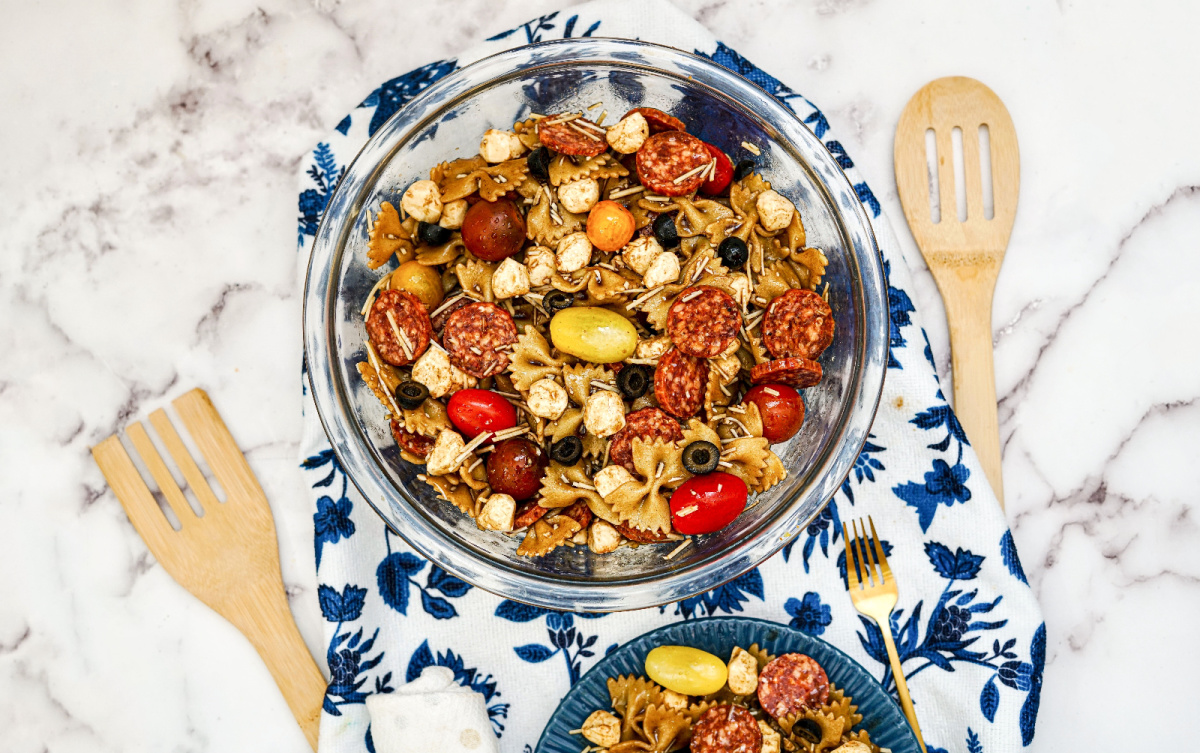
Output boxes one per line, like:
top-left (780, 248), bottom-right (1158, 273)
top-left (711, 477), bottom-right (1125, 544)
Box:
top-left (296, 5), bottom-right (1044, 751)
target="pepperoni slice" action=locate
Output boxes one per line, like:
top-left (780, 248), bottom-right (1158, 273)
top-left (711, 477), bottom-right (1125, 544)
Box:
top-left (560, 500), bottom-right (593, 529)
top-left (622, 107), bottom-right (687, 134)
top-left (515, 499), bottom-right (550, 529)
top-left (691, 704), bottom-right (762, 753)
top-left (609, 407), bottom-right (684, 473)
top-left (430, 296), bottom-right (471, 341)
top-left (390, 419), bottom-right (435, 457)
top-left (537, 114), bottom-right (608, 156)
top-left (443, 302), bottom-right (519, 378)
top-left (615, 522), bottom-right (671, 544)
top-left (750, 357), bottom-right (822, 389)
top-left (667, 286), bottom-right (742, 358)
top-left (366, 289), bottom-right (432, 366)
top-left (636, 131), bottom-right (712, 197)
top-left (653, 347), bottom-right (709, 419)
top-left (756, 654), bottom-right (830, 719)
top-left (762, 288), bottom-right (835, 360)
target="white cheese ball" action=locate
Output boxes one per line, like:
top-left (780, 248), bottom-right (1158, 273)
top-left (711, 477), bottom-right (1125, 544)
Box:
top-left (557, 178), bottom-right (600, 214)
top-left (401, 179), bottom-right (443, 223)
top-left (830, 742), bottom-right (871, 753)
top-left (527, 378), bottom-right (569, 420)
top-left (595, 464), bottom-right (636, 499)
top-left (439, 199), bottom-right (468, 230)
top-left (477, 493), bottom-right (516, 531)
top-left (491, 257), bottom-right (531, 299)
top-left (759, 721), bottom-right (782, 753)
top-left (556, 231), bottom-right (593, 273)
top-left (581, 710), bottom-right (622, 748)
top-left (587, 519), bottom-right (622, 555)
top-left (641, 251), bottom-right (681, 289)
top-left (726, 646), bottom-right (759, 695)
top-left (479, 129), bottom-right (526, 164)
top-left (605, 112), bottom-right (649, 154)
top-left (411, 346), bottom-right (475, 399)
top-left (584, 390), bottom-right (626, 438)
top-left (425, 429), bottom-right (466, 476)
top-left (635, 335), bottom-right (672, 361)
top-left (756, 189), bottom-right (795, 232)
top-left (621, 235), bottom-right (663, 275)
top-left (525, 245), bottom-right (557, 287)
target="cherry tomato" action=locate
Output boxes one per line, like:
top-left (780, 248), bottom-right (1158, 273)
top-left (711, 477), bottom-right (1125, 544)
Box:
top-left (586, 200), bottom-right (636, 252)
top-left (743, 384), bottom-right (805, 443)
top-left (486, 438), bottom-right (548, 500)
top-left (699, 143), bottom-right (734, 196)
top-left (446, 389), bottom-right (517, 440)
top-left (461, 199), bottom-right (525, 261)
top-left (669, 472), bottom-right (748, 535)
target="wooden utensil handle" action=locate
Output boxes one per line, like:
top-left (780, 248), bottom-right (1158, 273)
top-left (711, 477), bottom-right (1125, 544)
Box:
top-left (941, 284), bottom-right (1006, 507)
top-left (229, 582), bottom-right (326, 751)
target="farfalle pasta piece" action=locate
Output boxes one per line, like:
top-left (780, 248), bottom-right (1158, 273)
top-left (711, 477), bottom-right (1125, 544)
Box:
top-left (512, 117), bottom-right (542, 150)
top-left (356, 361), bottom-right (399, 418)
top-left (745, 642), bottom-right (777, 670)
top-left (415, 236), bottom-right (466, 267)
top-left (754, 259), bottom-right (807, 303)
top-left (719, 437), bottom-right (770, 490)
top-left (609, 676), bottom-right (667, 721)
top-left (820, 685), bottom-right (864, 732)
top-left (455, 259), bottom-right (497, 301)
top-left (673, 196), bottom-right (736, 242)
top-left (403, 398), bottom-right (454, 438)
top-left (551, 270), bottom-right (591, 293)
top-left (562, 363), bottom-right (616, 406)
top-left (639, 704), bottom-right (691, 753)
top-left (606, 438), bottom-right (687, 534)
top-left (477, 158), bottom-right (531, 202)
top-left (508, 325), bottom-right (563, 390)
top-left (730, 173), bottom-right (772, 217)
top-left (583, 433), bottom-right (607, 459)
top-left (367, 202), bottom-right (417, 269)
top-left (526, 188), bottom-right (586, 247)
top-left (459, 460), bottom-right (489, 491)
top-left (791, 247), bottom-right (829, 289)
top-left (586, 266), bottom-right (639, 303)
top-left (537, 461), bottom-right (603, 509)
top-left (839, 729), bottom-right (882, 753)
top-left (516, 514), bottom-right (581, 557)
top-left (422, 473), bottom-right (476, 515)
top-left (548, 152), bottom-right (629, 186)
top-left (754, 450), bottom-right (787, 493)
top-left (783, 209), bottom-right (807, 253)
top-left (776, 708), bottom-right (845, 753)
top-left (547, 408), bottom-right (584, 442)
top-left (433, 156), bottom-right (489, 202)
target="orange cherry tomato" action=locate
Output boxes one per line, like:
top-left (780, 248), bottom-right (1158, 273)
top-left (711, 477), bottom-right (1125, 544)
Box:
top-left (586, 200), bottom-right (636, 252)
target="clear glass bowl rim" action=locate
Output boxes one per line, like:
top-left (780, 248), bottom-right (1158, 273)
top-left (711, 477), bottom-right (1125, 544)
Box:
top-left (303, 38), bottom-right (889, 612)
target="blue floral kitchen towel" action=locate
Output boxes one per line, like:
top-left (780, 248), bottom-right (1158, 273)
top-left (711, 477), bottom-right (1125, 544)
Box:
top-left (296, 2), bottom-right (1045, 751)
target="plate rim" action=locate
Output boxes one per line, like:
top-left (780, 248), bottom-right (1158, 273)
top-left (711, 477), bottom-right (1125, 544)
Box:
top-left (534, 615), bottom-right (920, 753)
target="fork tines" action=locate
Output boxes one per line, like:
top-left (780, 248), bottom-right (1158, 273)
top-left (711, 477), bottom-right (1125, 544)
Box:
top-left (842, 515), bottom-right (892, 589)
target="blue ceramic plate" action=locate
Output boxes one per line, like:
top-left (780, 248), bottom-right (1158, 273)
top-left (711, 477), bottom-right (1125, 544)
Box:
top-left (536, 617), bottom-right (920, 753)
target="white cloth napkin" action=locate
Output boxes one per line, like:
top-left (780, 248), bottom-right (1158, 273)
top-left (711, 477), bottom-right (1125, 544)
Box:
top-left (366, 667), bottom-right (499, 753)
top-left (296, 2), bottom-right (1046, 752)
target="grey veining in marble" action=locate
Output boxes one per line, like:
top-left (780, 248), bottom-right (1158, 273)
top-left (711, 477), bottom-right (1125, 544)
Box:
top-left (2, 0), bottom-right (1198, 750)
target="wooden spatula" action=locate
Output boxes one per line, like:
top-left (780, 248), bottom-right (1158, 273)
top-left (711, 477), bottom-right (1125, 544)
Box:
top-left (894, 77), bottom-right (1019, 507)
top-left (91, 388), bottom-right (325, 750)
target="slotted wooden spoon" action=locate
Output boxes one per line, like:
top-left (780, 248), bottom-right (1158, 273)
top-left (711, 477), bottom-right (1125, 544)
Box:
top-left (91, 388), bottom-right (325, 750)
top-left (894, 77), bottom-right (1019, 507)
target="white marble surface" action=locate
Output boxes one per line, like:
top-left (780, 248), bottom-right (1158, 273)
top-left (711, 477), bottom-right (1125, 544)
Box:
top-left (1, 0), bottom-right (1197, 750)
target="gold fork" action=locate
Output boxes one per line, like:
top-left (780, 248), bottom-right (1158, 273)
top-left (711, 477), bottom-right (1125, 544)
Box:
top-left (91, 388), bottom-right (325, 750)
top-left (843, 517), bottom-right (927, 753)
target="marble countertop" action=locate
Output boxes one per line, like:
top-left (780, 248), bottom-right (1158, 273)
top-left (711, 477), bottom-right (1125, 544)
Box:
top-left (2, 0), bottom-right (1197, 750)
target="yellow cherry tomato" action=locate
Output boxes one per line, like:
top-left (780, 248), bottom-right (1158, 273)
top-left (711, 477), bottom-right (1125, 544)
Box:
top-left (586, 200), bottom-right (636, 252)
top-left (390, 260), bottom-right (444, 311)
top-left (645, 645), bottom-right (728, 696)
top-left (549, 307), bottom-right (638, 363)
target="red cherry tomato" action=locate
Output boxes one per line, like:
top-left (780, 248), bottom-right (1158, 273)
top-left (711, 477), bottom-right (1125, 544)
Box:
top-left (447, 389), bottom-right (517, 440)
top-left (486, 438), bottom-right (547, 500)
top-left (461, 199), bottom-right (526, 261)
top-left (744, 384), bottom-right (805, 443)
top-left (670, 472), bottom-right (748, 534)
top-left (699, 143), bottom-right (734, 196)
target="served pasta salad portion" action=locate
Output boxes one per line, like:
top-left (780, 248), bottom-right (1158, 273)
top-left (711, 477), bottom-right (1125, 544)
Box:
top-left (357, 104), bottom-right (834, 557)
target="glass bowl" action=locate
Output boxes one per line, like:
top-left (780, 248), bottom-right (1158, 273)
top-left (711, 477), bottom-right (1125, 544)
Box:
top-left (303, 39), bottom-right (888, 612)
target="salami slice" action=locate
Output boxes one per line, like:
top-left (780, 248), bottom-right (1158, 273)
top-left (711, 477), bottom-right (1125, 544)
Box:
top-left (443, 302), bottom-right (519, 378)
top-left (609, 407), bottom-right (684, 473)
top-left (561, 500), bottom-right (593, 529)
top-left (636, 131), bottom-right (712, 197)
top-left (615, 522), bottom-right (671, 544)
top-left (691, 704), bottom-right (763, 753)
top-left (653, 347), bottom-right (709, 419)
top-left (366, 289), bottom-right (432, 366)
top-left (390, 419), bottom-right (435, 457)
top-left (750, 357), bottom-right (822, 389)
top-left (756, 654), bottom-right (830, 719)
top-left (430, 295), bottom-right (471, 341)
top-left (623, 107), bottom-right (687, 134)
top-left (515, 500), bottom-right (550, 529)
top-left (537, 114), bottom-right (608, 156)
top-left (667, 286), bottom-right (742, 358)
top-left (762, 288), bottom-right (835, 360)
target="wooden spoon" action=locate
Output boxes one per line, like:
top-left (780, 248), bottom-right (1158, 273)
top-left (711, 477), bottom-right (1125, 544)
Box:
top-left (894, 77), bottom-right (1019, 507)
